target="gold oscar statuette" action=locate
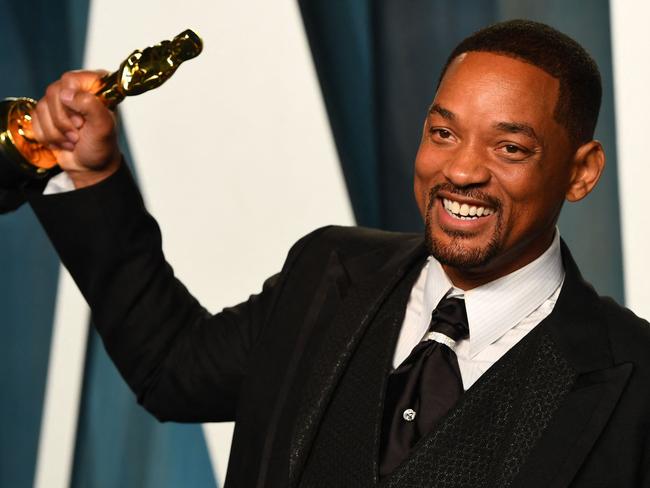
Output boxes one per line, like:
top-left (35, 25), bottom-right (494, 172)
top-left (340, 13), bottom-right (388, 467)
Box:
top-left (0, 29), bottom-right (202, 208)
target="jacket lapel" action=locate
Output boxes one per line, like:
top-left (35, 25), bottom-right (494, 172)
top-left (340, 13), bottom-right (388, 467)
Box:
top-left (288, 237), bottom-right (425, 486)
top-left (512, 241), bottom-right (633, 487)
top-left (254, 249), bottom-right (347, 488)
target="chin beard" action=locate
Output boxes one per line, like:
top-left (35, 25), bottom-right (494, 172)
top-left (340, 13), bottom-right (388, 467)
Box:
top-left (423, 186), bottom-right (503, 269)
top-left (425, 223), bottom-right (502, 269)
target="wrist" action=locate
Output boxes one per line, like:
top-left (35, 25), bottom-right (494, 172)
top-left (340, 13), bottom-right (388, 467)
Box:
top-left (67, 155), bottom-right (122, 189)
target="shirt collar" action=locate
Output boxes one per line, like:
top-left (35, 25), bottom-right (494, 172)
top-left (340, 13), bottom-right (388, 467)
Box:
top-left (422, 230), bottom-right (565, 357)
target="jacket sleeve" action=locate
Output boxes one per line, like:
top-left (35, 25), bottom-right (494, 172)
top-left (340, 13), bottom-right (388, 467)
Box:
top-left (28, 163), bottom-right (318, 423)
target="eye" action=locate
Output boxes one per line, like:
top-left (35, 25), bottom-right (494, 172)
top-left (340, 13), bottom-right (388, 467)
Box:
top-left (428, 127), bottom-right (455, 143)
top-left (497, 143), bottom-right (532, 161)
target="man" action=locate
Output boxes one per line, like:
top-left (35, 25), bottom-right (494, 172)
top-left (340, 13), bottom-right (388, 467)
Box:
top-left (26, 19), bottom-right (650, 487)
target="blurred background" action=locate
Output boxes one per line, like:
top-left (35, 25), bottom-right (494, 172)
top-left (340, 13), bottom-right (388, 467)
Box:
top-left (1, 0), bottom-right (647, 486)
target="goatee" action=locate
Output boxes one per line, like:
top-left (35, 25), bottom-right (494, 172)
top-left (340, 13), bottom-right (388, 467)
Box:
top-left (424, 184), bottom-right (503, 269)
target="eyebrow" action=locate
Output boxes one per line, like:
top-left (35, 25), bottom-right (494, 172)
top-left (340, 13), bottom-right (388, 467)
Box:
top-left (493, 121), bottom-right (539, 142)
top-left (428, 104), bottom-right (541, 143)
top-left (428, 103), bottom-right (455, 121)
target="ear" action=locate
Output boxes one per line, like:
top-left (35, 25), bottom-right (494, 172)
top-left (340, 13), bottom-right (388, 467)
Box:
top-left (566, 140), bottom-right (605, 202)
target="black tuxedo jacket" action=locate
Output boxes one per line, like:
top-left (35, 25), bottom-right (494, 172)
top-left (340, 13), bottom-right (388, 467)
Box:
top-left (30, 164), bottom-right (650, 487)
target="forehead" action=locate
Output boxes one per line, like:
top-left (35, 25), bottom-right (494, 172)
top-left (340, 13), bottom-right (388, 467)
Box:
top-left (434, 52), bottom-right (561, 128)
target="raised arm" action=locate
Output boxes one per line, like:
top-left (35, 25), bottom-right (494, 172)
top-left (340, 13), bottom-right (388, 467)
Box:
top-left (27, 71), bottom-right (285, 422)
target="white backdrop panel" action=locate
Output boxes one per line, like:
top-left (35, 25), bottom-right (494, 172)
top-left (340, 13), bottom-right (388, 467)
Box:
top-left (610, 0), bottom-right (650, 319)
top-left (84, 0), bottom-right (354, 484)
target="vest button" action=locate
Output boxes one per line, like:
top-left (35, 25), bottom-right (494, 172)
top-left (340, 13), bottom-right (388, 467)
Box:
top-left (402, 408), bottom-right (416, 422)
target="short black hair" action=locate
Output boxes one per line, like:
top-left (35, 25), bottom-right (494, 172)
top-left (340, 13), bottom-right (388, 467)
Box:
top-left (440, 19), bottom-right (602, 145)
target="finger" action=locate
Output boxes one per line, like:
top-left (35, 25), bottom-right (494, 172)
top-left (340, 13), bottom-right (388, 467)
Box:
top-left (29, 108), bottom-right (45, 143)
top-left (45, 83), bottom-right (78, 142)
top-left (61, 69), bottom-right (109, 95)
top-left (59, 71), bottom-right (107, 129)
top-left (60, 90), bottom-right (114, 136)
top-left (35, 97), bottom-right (71, 149)
top-left (70, 113), bottom-right (84, 129)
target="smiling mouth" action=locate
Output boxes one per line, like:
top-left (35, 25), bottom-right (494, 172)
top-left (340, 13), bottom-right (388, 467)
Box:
top-left (442, 198), bottom-right (495, 220)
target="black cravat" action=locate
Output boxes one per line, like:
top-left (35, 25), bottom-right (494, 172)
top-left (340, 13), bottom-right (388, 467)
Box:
top-left (379, 296), bottom-right (469, 477)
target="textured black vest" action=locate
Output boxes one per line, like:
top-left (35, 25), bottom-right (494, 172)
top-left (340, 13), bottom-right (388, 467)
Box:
top-left (297, 262), bottom-right (577, 488)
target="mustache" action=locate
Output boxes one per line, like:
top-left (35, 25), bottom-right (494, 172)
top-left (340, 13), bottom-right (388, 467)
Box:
top-left (426, 183), bottom-right (501, 211)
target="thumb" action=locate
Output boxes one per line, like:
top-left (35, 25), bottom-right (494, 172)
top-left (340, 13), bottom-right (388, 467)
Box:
top-left (59, 89), bottom-right (113, 130)
top-left (60, 89), bottom-right (96, 115)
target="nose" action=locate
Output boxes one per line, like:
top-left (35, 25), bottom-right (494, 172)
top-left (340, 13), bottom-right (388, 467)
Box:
top-left (442, 142), bottom-right (491, 188)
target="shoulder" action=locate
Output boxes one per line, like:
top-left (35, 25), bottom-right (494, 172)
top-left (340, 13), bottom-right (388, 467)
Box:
top-left (279, 225), bottom-right (423, 278)
top-left (597, 296), bottom-right (650, 365)
top-left (561, 241), bottom-right (650, 367)
top-left (287, 225), bottom-right (422, 261)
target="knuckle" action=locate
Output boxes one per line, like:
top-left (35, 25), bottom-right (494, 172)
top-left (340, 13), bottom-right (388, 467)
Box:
top-left (60, 73), bottom-right (75, 88)
top-left (52, 115), bottom-right (71, 131)
top-left (61, 71), bottom-right (83, 88)
top-left (78, 93), bottom-right (97, 109)
top-left (47, 128), bottom-right (64, 141)
top-left (35, 99), bottom-right (48, 118)
top-left (45, 83), bottom-right (59, 99)
top-left (30, 117), bottom-right (43, 139)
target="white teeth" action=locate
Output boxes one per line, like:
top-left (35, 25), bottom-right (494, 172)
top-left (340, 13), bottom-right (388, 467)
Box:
top-left (441, 197), bottom-right (493, 219)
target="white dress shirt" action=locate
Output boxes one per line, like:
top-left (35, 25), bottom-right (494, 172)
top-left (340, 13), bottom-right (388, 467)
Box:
top-left (44, 172), bottom-right (75, 195)
top-left (394, 231), bottom-right (565, 390)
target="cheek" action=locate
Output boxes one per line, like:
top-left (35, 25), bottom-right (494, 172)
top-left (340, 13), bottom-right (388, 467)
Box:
top-left (489, 169), bottom-right (537, 222)
top-left (492, 165), bottom-right (537, 202)
top-left (413, 175), bottom-right (427, 217)
top-left (413, 146), bottom-right (435, 216)
top-left (494, 170), bottom-right (560, 233)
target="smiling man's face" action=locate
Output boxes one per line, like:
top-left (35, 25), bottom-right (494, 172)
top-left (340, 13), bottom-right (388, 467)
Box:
top-left (414, 51), bottom-right (578, 289)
